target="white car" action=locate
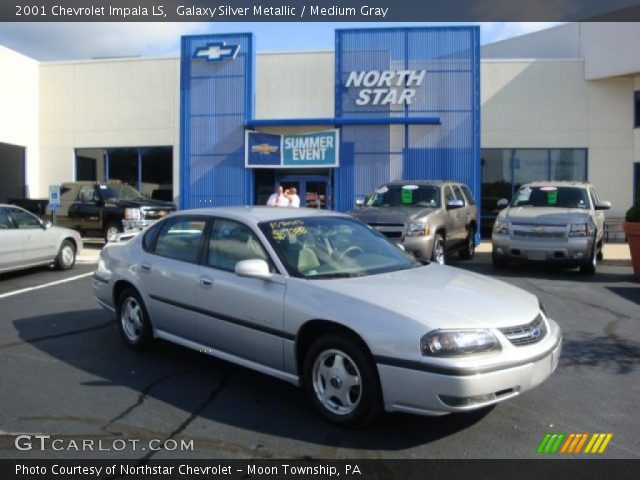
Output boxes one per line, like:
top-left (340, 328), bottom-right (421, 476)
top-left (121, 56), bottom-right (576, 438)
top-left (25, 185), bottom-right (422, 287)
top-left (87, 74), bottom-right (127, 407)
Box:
top-left (94, 207), bottom-right (562, 425)
top-left (0, 204), bottom-right (82, 274)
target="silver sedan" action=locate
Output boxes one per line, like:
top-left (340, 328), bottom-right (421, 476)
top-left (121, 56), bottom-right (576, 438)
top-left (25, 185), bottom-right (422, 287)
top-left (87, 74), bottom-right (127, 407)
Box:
top-left (0, 204), bottom-right (82, 274)
top-left (93, 207), bottom-right (561, 426)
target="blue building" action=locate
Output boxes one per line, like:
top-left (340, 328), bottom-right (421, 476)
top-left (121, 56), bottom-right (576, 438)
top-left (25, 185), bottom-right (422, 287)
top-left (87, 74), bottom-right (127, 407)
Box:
top-left (179, 26), bottom-right (481, 229)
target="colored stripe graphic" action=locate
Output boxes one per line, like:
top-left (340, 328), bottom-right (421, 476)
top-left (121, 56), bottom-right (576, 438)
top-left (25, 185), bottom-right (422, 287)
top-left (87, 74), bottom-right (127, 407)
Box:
top-left (540, 433), bottom-right (613, 454)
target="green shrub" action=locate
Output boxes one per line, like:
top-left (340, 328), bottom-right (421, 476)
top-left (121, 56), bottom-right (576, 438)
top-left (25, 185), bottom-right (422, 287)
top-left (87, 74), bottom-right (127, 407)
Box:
top-left (626, 187), bottom-right (640, 222)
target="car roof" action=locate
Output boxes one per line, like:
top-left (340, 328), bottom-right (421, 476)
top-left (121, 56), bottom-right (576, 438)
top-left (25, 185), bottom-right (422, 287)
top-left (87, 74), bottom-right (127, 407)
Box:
top-left (384, 180), bottom-right (460, 187)
top-left (175, 206), bottom-right (349, 224)
top-left (522, 181), bottom-right (591, 188)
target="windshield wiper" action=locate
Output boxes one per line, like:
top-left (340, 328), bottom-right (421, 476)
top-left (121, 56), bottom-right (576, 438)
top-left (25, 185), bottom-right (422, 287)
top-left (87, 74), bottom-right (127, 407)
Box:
top-left (307, 272), bottom-right (364, 279)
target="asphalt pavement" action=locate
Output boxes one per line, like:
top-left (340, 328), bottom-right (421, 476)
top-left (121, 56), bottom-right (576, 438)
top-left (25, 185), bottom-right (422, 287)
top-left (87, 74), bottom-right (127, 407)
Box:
top-left (0, 253), bottom-right (638, 460)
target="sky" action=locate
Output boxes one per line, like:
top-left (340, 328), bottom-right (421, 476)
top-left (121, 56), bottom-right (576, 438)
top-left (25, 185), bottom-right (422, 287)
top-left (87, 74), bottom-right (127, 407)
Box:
top-left (0, 22), bottom-right (564, 61)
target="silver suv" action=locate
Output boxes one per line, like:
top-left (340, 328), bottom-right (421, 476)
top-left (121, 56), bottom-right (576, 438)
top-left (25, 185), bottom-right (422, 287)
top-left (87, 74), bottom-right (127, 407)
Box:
top-left (492, 181), bottom-right (610, 274)
top-left (350, 181), bottom-right (478, 264)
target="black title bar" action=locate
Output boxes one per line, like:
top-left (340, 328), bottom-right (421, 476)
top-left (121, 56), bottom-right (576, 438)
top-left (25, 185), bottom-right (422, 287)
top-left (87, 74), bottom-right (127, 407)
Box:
top-left (4, 0), bottom-right (640, 22)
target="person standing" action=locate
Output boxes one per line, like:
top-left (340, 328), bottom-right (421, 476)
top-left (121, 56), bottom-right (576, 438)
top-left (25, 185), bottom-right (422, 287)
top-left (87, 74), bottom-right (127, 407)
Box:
top-left (287, 187), bottom-right (301, 208)
top-left (266, 185), bottom-right (288, 207)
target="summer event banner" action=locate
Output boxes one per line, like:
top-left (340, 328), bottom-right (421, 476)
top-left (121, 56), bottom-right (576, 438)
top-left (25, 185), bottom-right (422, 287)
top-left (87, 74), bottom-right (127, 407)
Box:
top-left (245, 130), bottom-right (339, 168)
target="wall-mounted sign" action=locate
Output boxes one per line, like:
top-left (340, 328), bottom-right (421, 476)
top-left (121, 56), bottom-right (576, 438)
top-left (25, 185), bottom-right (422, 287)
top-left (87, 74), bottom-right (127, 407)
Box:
top-left (193, 42), bottom-right (240, 62)
top-left (246, 130), bottom-right (339, 168)
top-left (345, 69), bottom-right (426, 106)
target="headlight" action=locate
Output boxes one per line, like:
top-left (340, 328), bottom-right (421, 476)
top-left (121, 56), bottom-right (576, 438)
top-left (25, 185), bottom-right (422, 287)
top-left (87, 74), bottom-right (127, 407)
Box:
top-left (569, 223), bottom-right (593, 237)
top-left (493, 220), bottom-right (509, 235)
top-left (420, 329), bottom-right (501, 357)
top-left (407, 221), bottom-right (429, 236)
top-left (124, 208), bottom-right (141, 220)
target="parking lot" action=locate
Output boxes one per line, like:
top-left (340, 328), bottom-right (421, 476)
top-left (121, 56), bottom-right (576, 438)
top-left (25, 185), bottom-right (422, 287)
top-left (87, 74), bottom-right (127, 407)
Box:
top-left (0, 248), bottom-right (639, 460)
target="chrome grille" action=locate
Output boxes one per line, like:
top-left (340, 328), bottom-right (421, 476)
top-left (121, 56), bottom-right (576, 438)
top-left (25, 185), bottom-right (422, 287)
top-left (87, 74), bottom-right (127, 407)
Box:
top-left (511, 224), bottom-right (566, 239)
top-left (500, 314), bottom-right (547, 346)
top-left (368, 223), bottom-right (405, 239)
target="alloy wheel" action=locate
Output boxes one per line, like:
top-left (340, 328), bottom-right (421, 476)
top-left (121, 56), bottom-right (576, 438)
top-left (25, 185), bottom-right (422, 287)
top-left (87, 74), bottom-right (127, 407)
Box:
top-left (312, 349), bottom-right (362, 416)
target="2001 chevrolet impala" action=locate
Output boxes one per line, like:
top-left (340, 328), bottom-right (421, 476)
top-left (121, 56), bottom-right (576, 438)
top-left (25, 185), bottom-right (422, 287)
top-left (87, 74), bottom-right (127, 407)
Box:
top-left (93, 207), bottom-right (562, 425)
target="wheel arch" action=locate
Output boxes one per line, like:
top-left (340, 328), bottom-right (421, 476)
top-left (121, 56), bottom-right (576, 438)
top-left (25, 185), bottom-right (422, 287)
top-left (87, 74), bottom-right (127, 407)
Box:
top-left (295, 319), bottom-right (377, 381)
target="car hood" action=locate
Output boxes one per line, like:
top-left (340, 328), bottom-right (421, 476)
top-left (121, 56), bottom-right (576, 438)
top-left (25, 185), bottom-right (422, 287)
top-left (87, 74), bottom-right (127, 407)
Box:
top-left (350, 206), bottom-right (437, 224)
top-left (310, 265), bottom-right (539, 330)
top-left (502, 206), bottom-right (589, 225)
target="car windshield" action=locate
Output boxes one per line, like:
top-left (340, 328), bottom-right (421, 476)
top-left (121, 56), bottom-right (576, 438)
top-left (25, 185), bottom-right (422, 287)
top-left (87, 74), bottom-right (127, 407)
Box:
top-left (259, 216), bottom-right (422, 279)
top-left (365, 184), bottom-right (440, 208)
top-left (510, 186), bottom-right (590, 209)
top-left (99, 184), bottom-right (146, 201)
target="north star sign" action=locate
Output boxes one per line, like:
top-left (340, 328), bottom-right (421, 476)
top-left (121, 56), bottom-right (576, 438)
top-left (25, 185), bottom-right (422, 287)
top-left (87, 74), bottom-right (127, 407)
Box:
top-left (345, 70), bottom-right (426, 106)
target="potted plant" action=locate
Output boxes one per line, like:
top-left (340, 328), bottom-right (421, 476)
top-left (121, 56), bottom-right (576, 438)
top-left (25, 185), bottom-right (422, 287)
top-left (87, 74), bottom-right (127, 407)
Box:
top-left (623, 187), bottom-right (640, 279)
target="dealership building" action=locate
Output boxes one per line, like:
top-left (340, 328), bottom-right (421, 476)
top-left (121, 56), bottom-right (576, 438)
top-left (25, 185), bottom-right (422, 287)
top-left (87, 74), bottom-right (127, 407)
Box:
top-left (1, 23), bottom-right (640, 233)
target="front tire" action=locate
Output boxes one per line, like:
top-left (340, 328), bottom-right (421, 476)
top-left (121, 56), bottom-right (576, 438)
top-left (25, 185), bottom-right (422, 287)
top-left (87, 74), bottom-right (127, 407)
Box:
top-left (579, 240), bottom-right (597, 275)
top-left (303, 334), bottom-right (382, 426)
top-left (117, 288), bottom-right (154, 350)
top-left (431, 233), bottom-right (446, 265)
top-left (55, 240), bottom-right (76, 271)
top-left (105, 223), bottom-right (122, 243)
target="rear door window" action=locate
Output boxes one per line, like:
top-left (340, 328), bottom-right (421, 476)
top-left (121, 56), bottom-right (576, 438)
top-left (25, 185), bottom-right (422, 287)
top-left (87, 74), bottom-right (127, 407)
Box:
top-left (152, 217), bottom-right (206, 263)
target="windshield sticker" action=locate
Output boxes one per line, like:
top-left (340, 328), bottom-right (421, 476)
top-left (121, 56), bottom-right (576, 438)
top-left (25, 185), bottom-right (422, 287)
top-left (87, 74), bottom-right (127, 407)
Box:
top-left (269, 219), bottom-right (307, 241)
top-left (540, 186), bottom-right (557, 192)
top-left (402, 185), bottom-right (419, 190)
top-left (547, 190), bottom-right (558, 204)
top-left (401, 188), bottom-right (413, 204)
top-left (517, 188), bottom-right (531, 202)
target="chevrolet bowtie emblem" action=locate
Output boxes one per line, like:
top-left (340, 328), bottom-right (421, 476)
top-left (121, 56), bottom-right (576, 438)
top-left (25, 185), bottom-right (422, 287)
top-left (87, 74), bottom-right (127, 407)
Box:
top-left (251, 144), bottom-right (279, 155)
top-left (193, 42), bottom-right (240, 62)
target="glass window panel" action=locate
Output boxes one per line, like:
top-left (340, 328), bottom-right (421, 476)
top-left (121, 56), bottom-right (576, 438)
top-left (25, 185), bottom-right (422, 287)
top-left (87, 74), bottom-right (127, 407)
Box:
top-left (513, 149), bottom-right (549, 191)
top-left (75, 148), bottom-right (105, 182)
top-left (208, 218), bottom-right (270, 272)
top-left (481, 148), bottom-right (512, 214)
top-left (550, 149), bottom-right (587, 181)
top-left (0, 208), bottom-right (13, 229)
top-left (153, 218), bottom-right (206, 264)
top-left (9, 208), bottom-right (41, 229)
top-left (141, 147), bottom-right (173, 201)
top-left (107, 148), bottom-right (139, 189)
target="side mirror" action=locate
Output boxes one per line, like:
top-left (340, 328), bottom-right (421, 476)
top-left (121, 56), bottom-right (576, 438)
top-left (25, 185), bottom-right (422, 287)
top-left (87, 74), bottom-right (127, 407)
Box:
top-left (235, 259), bottom-right (273, 281)
top-left (355, 199), bottom-right (364, 208)
top-left (42, 220), bottom-right (52, 230)
top-left (595, 200), bottom-right (611, 211)
top-left (446, 199), bottom-right (464, 210)
top-left (497, 198), bottom-right (509, 208)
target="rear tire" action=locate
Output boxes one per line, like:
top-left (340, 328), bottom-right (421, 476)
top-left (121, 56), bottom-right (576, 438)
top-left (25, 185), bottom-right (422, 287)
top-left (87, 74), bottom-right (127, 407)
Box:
top-left (303, 334), bottom-right (382, 426)
top-left (431, 233), bottom-right (446, 265)
top-left (459, 228), bottom-right (476, 260)
top-left (55, 240), bottom-right (76, 271)
top-left (117, 288), bottom-right (154, 350)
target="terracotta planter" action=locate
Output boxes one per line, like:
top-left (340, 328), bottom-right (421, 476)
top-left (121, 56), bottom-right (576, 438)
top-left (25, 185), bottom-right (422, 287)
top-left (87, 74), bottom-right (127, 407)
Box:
top-left (623, 221), bottom-right (640, 279)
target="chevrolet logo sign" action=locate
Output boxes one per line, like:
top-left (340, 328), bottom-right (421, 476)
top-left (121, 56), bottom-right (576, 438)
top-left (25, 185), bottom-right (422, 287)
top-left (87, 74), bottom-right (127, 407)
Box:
top-left (251, 144), bottom-right (279, 155)
top-left (193, 42), bottom-right (240, 62)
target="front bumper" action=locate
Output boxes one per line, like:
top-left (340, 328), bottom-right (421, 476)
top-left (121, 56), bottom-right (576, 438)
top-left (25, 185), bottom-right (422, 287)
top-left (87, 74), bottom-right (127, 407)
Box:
top-left (122, 219), bottom-right (156, 233)
top-left (401, 235), bottom-right (436, 260)
top-left (492, 234), bottom-right (593, 264)
top-left (377, 319), bottom-right (562, 415)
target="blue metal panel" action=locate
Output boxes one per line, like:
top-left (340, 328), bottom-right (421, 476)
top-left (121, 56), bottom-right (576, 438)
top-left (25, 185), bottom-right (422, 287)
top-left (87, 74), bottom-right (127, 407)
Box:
top-left (334, 27), bottom-right (481, 218)
top-left (180, 33), bottom-right (254, 210)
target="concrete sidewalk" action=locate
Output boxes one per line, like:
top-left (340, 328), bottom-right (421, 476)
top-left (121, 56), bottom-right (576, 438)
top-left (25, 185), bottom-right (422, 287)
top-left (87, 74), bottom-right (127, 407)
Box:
top-left (476, 241), bottom-right (631, 264)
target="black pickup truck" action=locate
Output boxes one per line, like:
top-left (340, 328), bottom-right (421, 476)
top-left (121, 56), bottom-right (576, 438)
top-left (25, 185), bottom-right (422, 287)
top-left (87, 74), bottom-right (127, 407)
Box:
top-left (13, 182), bottom-right (176, 241)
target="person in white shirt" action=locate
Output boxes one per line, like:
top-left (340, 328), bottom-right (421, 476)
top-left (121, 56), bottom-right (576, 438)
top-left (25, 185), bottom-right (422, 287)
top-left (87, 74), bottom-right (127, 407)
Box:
top-left (286, 187), bottom-right (301, 208)
top-left (266, 185), bottom-right (289, 207)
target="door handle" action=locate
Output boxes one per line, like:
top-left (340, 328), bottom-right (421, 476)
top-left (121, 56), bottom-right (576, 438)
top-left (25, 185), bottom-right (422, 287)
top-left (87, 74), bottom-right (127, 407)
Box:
top-left (199, 277), bottom-right (213, 288)
top-left (140, 262), bottom-right (151, 272)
